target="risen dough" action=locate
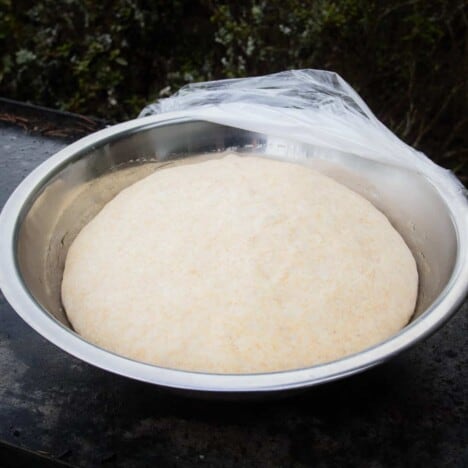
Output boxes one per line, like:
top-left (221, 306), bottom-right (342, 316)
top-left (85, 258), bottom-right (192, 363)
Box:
top-left (62, 155), bottom-right (418, 373)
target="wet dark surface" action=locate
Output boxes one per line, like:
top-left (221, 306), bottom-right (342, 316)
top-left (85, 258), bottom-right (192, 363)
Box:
top-left (0, 119), bottom-right (467, 468)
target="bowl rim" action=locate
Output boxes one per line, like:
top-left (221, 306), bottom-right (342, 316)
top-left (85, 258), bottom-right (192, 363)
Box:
top-left (1, 114), bottom-right (467, 392)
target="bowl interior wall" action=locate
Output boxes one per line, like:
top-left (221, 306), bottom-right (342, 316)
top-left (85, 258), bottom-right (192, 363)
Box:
top-left (15, 121), bottom-right (457, 328)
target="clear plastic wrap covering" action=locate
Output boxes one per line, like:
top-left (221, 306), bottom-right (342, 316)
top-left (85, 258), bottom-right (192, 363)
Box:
top-left (140, 69), bottom-right (466, 201)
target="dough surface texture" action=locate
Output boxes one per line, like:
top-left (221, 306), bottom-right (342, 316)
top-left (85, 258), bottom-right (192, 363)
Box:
top-left (62, 155), bottom-right (418, 373)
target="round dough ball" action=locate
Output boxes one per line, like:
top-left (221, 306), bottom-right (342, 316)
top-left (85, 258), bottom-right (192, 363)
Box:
top-left (62, 155), bottom-right (418, 373)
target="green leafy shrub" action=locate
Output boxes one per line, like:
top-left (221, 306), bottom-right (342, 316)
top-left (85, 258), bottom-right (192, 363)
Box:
top-left (0, 0), bottom-right (466, 176)
top-left (0, 0), bottom-right (215, 119)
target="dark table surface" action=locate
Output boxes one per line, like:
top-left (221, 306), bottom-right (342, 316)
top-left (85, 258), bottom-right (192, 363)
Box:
top-left (0, 107), bottom-right (467, 468)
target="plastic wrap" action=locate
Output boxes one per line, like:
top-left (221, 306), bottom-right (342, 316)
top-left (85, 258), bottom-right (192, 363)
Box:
top-left (140, 69), bottom-right (465, 200)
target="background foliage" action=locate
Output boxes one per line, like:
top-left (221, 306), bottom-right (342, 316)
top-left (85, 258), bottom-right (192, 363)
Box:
top-left (0, 0), bottom-right (466, 177)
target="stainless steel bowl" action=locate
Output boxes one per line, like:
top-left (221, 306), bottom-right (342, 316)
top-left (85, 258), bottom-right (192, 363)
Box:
top-left (1, 116), bottom-right (467, 394)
